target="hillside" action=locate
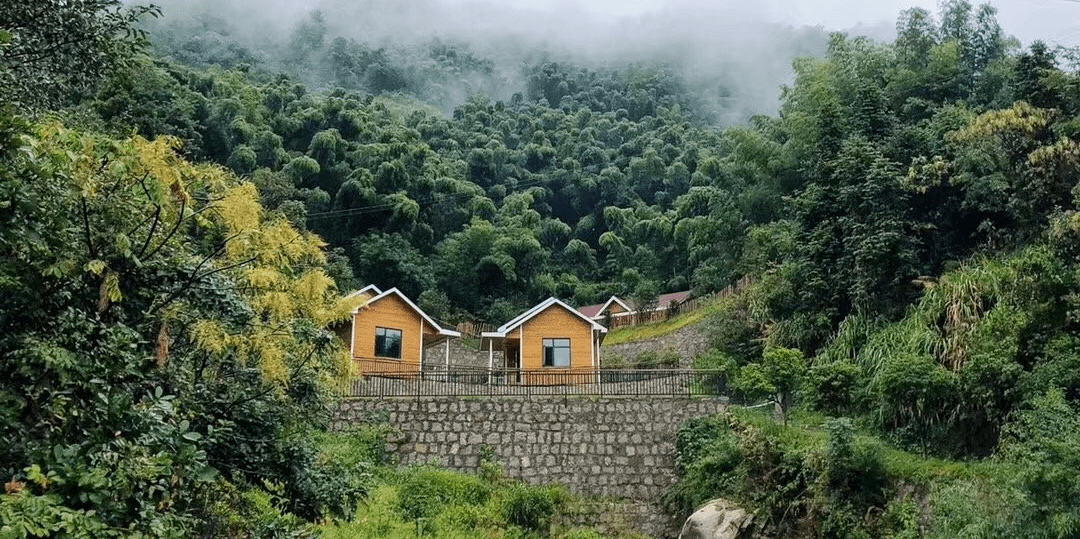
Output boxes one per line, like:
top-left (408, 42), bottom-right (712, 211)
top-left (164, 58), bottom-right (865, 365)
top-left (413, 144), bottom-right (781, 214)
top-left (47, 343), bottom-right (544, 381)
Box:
top-left (4, 0), bottom-right (1080, 537)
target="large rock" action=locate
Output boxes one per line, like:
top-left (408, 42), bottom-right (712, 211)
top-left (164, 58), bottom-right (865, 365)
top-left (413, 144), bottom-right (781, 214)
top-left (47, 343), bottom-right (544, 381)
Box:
top-left (678, 499), bottom-right (754, 539)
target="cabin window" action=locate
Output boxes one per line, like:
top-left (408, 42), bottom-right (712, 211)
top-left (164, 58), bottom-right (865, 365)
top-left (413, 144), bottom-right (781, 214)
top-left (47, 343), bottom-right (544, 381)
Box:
top-left (543, 338), bottom-right (571, 367)
top-left (375, 327), bottom-right (402, 358)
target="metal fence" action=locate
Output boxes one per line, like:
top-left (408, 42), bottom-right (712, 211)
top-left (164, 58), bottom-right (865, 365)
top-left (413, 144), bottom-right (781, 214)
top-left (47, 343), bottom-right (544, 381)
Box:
top-left (343, 362), bottom-right (730, 398)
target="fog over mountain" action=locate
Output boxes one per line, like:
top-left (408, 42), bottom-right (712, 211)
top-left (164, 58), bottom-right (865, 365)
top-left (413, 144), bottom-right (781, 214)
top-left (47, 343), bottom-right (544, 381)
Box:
top-left (141, 0), bottom-right (1079, 123)
top-left (142, 0), bottom-right (830, 123)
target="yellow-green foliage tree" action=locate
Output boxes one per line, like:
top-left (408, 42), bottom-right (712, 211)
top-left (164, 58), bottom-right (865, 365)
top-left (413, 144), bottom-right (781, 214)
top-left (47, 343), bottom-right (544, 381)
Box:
top-left (0, 110), bottom-right (362, 536)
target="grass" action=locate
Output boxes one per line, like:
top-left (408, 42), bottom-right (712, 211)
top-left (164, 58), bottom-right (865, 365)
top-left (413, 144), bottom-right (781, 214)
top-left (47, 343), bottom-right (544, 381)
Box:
top-left (322, 486), bottom-right (416, 539)
top-left (459, 335), bottom-right (481, 350)
top-left (603, 299), bottom-right (729, 346)
top-left (316, 431), bottom-right (637, 539)
top-left (730, 405), bottom-right (985, 484)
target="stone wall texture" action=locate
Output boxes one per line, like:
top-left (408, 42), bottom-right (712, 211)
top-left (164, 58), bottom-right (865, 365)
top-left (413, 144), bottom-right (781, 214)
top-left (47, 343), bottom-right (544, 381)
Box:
top-left (335, 396), bottom-right (727, 537)
top-left (603, 323), bottom-right (711, 369)
top-left (423, 338), bottom-right (502, 370)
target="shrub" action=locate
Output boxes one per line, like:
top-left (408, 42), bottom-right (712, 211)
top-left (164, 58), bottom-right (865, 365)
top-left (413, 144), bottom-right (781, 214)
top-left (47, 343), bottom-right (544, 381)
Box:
top-left (692, 349), bottom-right (737, 372)
top-left (562, 528), bottom-right (606, 539)
top-left (601, 351), bottom-right (630, 369)
top-left (657, 346), bottom-right (681, 368)
top-left (673, 414), bottom-right (736, 474)
top-left (296, 455), bottom-right (371, 522)
top-left (199, 479), bottom-right (316, 539)
top-left (397, 467), bottom-right (490, 522)
top-left (635, 350), bottom-right (660, 369)
top-left (478, 444), bottom-right (505, 484)
top-left (928, 480), bottom-right (1027, 539)
top-left (499, 482), bottom-right (566, 532)
top-left (636, 347), bottom-right (680, 369)
top-left (433, 503), bottom-right (485, 533)
top-left (995, 389), bottom-right (1080, 536)
top-left (691, 350), bottom-right (736, 396)
top-left (703, 306), bottom-right (763, 365)
top-left (872, 352), bottom-right (958, 450)
top-left (805, 361), bottom-right (862, 416)
top-left (663, 416), bottom-right (744, 515)
top-left (823, 418), bottom-right (887, 506)
top-left (666, 413), bottom-right (897, 537)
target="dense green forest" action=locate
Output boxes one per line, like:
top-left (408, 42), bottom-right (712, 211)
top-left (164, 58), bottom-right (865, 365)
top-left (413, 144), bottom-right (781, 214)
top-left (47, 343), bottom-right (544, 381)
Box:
top-left (97, 5), bottom-right (831, 322)
top-left (5, 0), bottom-right (1080, 537)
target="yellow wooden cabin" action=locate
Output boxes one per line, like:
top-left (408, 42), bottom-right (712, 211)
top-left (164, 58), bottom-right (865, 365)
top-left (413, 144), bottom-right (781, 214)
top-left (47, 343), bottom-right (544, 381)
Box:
top-left (480, 298), bottom-right (607, 385)
top-left (349, 286), bottom-right (460, 376)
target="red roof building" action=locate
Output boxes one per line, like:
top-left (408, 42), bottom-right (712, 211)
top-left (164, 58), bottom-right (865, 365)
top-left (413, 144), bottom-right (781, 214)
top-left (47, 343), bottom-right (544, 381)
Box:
top-left (578, 291), bottom-right (691, 320)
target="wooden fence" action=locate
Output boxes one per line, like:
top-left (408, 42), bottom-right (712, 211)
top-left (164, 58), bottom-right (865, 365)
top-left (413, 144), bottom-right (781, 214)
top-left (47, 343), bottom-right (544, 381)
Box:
top-left (455, 320), bottom-right (496, 338)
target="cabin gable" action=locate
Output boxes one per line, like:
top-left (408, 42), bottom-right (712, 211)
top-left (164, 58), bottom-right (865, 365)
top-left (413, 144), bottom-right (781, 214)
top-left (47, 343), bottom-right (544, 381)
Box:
top-left (519, 304), bottom-right (596, 371)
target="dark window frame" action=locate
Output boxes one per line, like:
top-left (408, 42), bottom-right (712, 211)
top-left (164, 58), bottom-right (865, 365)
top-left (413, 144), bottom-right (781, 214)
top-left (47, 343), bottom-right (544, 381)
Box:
top-left (375, 327), bottom-right (403, 359)
top-left (542, 338), bottom-right (571, 368)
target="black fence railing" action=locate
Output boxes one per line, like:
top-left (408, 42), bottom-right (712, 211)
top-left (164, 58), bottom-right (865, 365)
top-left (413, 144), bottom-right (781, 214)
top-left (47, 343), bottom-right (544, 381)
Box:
top-left (342, 363), bottom-right (730, 398)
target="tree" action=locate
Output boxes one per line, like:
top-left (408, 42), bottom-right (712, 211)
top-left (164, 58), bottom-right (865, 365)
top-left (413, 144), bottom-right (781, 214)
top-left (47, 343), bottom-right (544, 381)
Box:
top-left (0, 0), bottom-right (159, 109)
top-left (0, 111), bottom-right (358, 533)
top-left (792, 138), bottom-right (921, 331)
top-left (997, 389), bottom-right (1080, 536)
top-left (732, 347), bottom-right (805, 424)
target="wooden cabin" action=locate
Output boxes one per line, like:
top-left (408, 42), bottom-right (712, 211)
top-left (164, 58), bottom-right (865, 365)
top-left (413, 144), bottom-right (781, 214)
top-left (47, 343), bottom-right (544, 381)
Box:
top-left (350, 287), bottom-right (460, 376)
top-left (332, 285), bottom-right (384, 346)
top-left (349, 284), bottom-right (383, 302)
top-left (481, 298), bottom-right (607, 385)
top-left (578, 291), bottom-right (692, 328)
top-left (578, 296), bottom-right (633, 322)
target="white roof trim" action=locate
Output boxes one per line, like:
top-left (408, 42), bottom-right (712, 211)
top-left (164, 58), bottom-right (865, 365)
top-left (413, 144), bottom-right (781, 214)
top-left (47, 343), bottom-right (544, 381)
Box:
top-left (345, 284), bottom-right (382, 299)
top-left (357, 287), bottom-right (460, 337)
top-left (488, 297), bottom-right (607, 337)
top-left (592, 295), bottom-right (632, 318)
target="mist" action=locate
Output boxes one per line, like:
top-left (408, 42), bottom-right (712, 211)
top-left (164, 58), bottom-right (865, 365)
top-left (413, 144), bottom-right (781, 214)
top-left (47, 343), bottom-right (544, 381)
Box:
top-left (139, 0), bottom-right (1076, 126)
top-left (140, 0), bottom-right (845, 123)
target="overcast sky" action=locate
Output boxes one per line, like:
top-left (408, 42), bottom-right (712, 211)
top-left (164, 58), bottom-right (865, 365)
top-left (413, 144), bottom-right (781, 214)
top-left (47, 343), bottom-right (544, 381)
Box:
top-left (464, 0), bottom-right (1080, 47)
top-left (155, 0), bottom-right (1080, 48)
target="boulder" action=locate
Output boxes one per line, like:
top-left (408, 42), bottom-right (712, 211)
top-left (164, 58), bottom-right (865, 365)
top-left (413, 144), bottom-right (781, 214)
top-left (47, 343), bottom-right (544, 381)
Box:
top-left (677, 498), bottom-right (754, 539)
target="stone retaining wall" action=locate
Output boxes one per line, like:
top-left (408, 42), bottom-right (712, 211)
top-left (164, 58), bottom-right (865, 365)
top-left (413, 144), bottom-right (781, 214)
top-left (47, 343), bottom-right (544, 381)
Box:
top-left (603, 323), bottom-right (711, 369)
top-left (335, 396), bottom-right (727, 537)
top-left (423, 338), bottom-right (503, 370)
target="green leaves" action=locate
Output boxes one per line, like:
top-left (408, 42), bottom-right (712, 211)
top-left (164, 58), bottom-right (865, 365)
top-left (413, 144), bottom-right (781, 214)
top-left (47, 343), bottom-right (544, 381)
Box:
top-left (0, 0), bottom-right (160, 111)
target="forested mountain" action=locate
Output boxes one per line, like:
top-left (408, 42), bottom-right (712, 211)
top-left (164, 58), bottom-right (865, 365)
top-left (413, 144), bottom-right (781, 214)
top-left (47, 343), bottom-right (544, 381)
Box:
top-left (6, 0), bottom-right (1080, 536)
top-left (88, 0), bottom-right (1079, 331)
top-left (89, 3), bottom-right (832, 322)
top-left (141, 0), bottom-right (830, 122)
